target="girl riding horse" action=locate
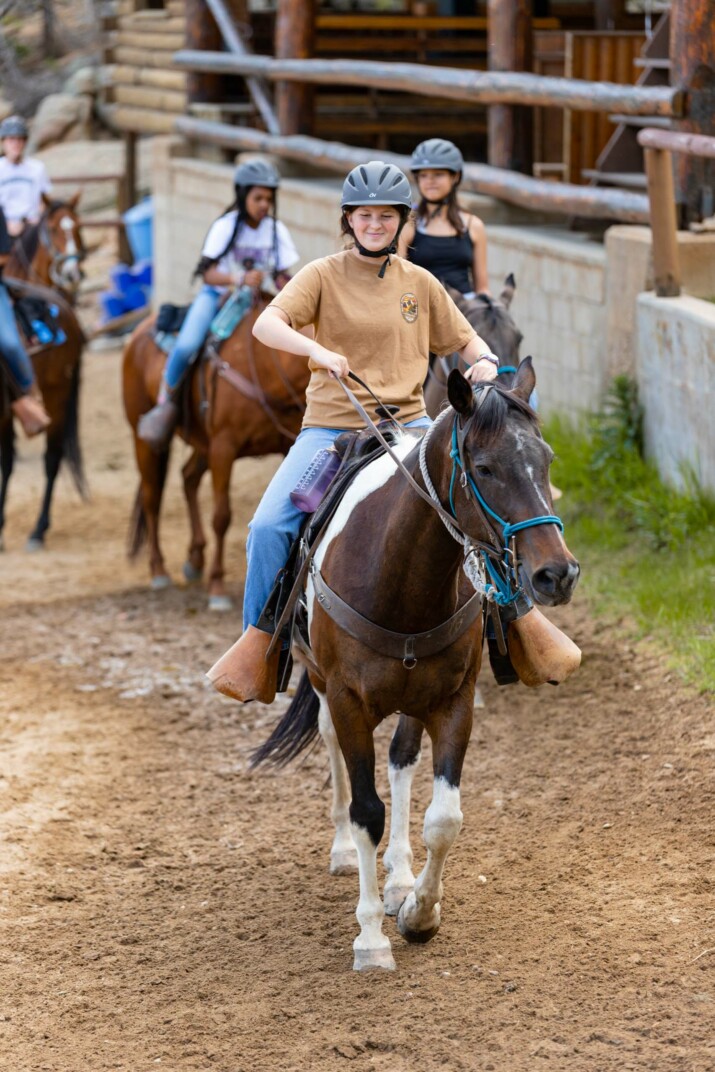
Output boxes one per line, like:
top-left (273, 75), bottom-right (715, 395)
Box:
top-left (399, 138), bottom-right (490, 299)
top-left (0, 202), bottom-right (50, 436)
top-left (207, 160), bottom-right (502, 705)
top-left (138, 158), bottom-right (299, 452)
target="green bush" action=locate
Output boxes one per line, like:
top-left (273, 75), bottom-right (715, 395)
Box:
top-left (543, 377), bottom-right (715, 691)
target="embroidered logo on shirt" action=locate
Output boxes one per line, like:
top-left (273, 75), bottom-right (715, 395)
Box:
top-left (400, 292), bottom-right (418, 323)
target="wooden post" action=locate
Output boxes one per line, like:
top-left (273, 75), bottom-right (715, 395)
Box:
top-left (643, 146), bottom-right (681, 297)
top-left (185, 0), bottom-right (223, 105)
top-left (275, 0), bottom-right (315, 136)
top-left (670, 0), bottom-right (715, 224)
top-left (117, 131), bottom-right (137, 265)
top-left (487, 0), bottom-right (533, 173)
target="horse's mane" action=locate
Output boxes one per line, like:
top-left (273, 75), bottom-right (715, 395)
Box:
top-left (14, 200), bottom-right (68, 263)
top-left (468, 380), bottom-right (539, 448)
top-left (453, 287), bottom-right (509, 336)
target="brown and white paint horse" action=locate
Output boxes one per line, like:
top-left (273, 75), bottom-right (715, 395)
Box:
top-left (255, 359), bottom-right (579, 971)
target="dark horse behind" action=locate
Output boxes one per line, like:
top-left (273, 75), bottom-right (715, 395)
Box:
top-left (0, 198), bottom-right (87, 551)
top-left (424, 274), bottom-right (522, 418)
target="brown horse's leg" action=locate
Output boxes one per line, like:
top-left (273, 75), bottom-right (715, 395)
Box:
top-left (397, 683), bottom-right (475, 945)
top-left (181, 448), bottom-right (208, 583)
top-left (207, 434), bottom-right (235, 611)
top-left (0, 417), bottom-right (14, 551)
top-left (134, 436), bottom-right (172, 587)
top-left (27, 420), bottom-right (64, 550)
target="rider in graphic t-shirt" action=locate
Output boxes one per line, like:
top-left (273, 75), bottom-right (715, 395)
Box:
top-left (138, 159), bottom-right (300, 452)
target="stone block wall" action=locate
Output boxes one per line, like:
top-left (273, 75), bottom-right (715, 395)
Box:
top-left (636, 293), bottom-right (715, 494)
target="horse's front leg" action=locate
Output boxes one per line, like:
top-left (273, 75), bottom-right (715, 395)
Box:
top-left (330, 685), bottom-right (395, 972)
top-left (27, 422), bottom-right (63, 550)
top-left (316, 690), bottom-right (357, 875)
top-left (207, 434), bottom-right (234, 612)
top-left (181, 448), bottom-right (208, 582)
top-left (383, 713), bottom-right (423, 915)
top-left (398, 687), bottom-right (474, 944)
top-left (0, 418), bottom-right (15, 551)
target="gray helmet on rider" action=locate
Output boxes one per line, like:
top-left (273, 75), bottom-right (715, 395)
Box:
top-left (341, 160), bottom-right (412, 209)
top-left (410, 139), bottom-right (464, 177)
top-left (0, 115), bottom-right (29, 140)
top-left (341, 161), bottom-right (413, 277)
top-left (233, 159), bottom-right (280, 191)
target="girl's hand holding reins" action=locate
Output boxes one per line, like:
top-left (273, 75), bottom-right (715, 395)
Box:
top-left (243, 268), bottom-right (264, 289)
top-left (309, 342), bottom-right (350, 379)
top-left (465, 357), bottom-right (499, 384)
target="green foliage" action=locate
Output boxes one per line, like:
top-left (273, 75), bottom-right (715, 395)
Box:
top-left (543, 377), bottom-right (715, 691)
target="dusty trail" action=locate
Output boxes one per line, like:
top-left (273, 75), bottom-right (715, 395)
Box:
top-left (0, 347), bottom-right (713, 1071)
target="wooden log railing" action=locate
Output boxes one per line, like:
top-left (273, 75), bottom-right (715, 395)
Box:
top-left (637, 128), bottom-right (715, 297)
top-left (174, 114), bottom-right (650, 223)
top-left (172, 50), bottom-right (682, 116)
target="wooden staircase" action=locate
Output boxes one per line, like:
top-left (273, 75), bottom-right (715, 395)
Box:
top-left (583, 8), bottom-right (672, 192)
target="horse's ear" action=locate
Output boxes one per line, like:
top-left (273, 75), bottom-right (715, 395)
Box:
top-left (68, 191), bottom-right (81, 210)
top-left (447, 368), bottom-right (475, 416)
top-left (41, 192), bottom-right (52, 208)
top-left (500, 273), bottom-right (516, 308)
top-left (511, 356), bottom-right (536, 403)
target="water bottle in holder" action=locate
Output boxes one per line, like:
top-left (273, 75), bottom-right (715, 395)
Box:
top-left (290, 447), bottom-right (342, 513)
top-left (210, 258), bottom-right (256, 341)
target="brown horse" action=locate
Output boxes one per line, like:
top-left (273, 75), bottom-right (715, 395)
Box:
top-left (123, 298), bottom-right (310, 608)
top-left (424, 274), bottom-right (522, 419)
top-left (253, 359), bottom-right (579, 971)
top-left (0, 198), bottom-right (87, 551)
top-left (6, 193), bottom-right (86, 301)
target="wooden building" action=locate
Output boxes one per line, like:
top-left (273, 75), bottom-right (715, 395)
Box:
top-left (100, 2), bottom-right (679, 185)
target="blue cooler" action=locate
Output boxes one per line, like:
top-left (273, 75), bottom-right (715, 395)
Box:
top-left (122, 198), bottom-right (153, 263)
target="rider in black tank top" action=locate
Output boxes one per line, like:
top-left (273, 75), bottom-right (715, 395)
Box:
top-left (398, 137), bottom-right (490, 299)
top-left (409, 228), bottom-right (474, 294)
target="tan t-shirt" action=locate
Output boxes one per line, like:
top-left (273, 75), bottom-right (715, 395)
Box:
top-left (269, 249), bottom-right (476, 429)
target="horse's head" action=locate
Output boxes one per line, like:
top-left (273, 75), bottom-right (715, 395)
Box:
top-left (445, 275), bottom-right (523, 365)
top-left (37, 193), bottom-right (86, 294)
top-left (446, 358), bottom-right (579, 606)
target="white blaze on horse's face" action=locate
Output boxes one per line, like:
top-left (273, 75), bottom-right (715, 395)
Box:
top-left (58, 215), bottom-right (81, 287)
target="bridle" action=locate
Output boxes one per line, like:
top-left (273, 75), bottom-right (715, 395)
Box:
top-left (420, 388), bottom-right (563, 610)
top-left (16, 205), bottom-right (87, 293)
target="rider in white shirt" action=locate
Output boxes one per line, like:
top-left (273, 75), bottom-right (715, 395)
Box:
top-left (0, 116), bottom-right (51, 237)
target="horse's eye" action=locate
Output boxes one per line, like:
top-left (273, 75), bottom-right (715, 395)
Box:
top-left (475, 465), bottom-right (492, 478)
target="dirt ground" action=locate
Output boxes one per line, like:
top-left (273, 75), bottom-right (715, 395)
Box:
top-left (1, 343), bottom-right (714, 1072)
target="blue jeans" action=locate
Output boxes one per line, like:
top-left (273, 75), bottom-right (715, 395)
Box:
top-left (0, 281), bottom-right (34, 393)
top-left (164, 285), bottom-right (222, 391)
top-left (243, 417), bottom-right (432, 631)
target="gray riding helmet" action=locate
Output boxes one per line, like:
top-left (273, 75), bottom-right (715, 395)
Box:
top-left (0, 115), bottom-right (29, 140)
top-left (410, 138), bottom-right (464, 175)
top-left (233, 159), bottom-right (280, 189)
top-left (341, 161), bottom-right (412, 208)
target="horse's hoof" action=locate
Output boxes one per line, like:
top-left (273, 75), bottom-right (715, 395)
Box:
top-left (397, 894), bottom-right (441, 944)
top-left (25, 537), bottom-right (44, 553)
top-left (150, 574), bottom-right (172, 590)
top-left (182, 561), bottom-right (203, 583)
top-left (383, 885), bottom-right (412, 916)
top-left (353, 946), bottom-right (396, 972)
top-left (208, 594), bottom-right (233, 613)
top-left (330, 849), bottom-right (358, 876)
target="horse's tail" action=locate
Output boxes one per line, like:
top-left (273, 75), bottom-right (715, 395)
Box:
top-left (250, 669), bottom-right (320, 768)
top-left (62, 355), bottom-right (89, 501)
top-left (127, 445), bottom-right (170, 559)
